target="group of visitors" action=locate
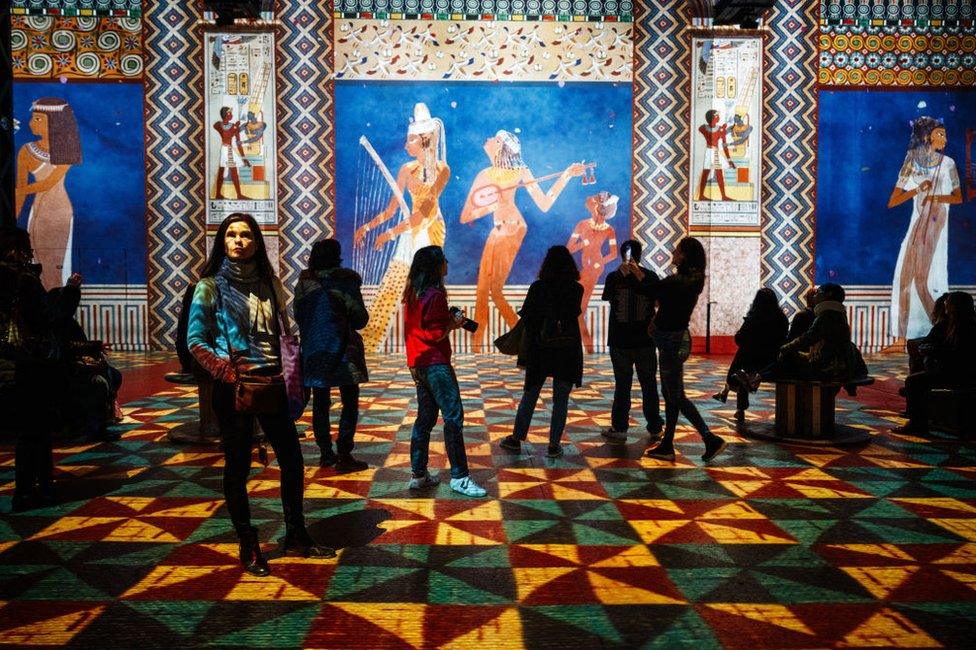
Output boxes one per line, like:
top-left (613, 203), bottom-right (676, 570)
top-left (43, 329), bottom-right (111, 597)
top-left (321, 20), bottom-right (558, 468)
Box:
top-left (714, 282), bottom-right (870, 421)
top-left (6, 210), bottom-right (971, 579)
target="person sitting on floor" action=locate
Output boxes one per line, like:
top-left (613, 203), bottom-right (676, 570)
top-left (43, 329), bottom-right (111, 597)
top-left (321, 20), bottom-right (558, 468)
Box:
top-left (894, 291), bottom-right (976, 434)
top-left (786, 287), bottom-right (818, 343)
top-left (50, 275), bottom-right (123, 442)
top-left (713, 288), bottom-right (788, 422)
top-left (295, 239), bottom-right (370, 472)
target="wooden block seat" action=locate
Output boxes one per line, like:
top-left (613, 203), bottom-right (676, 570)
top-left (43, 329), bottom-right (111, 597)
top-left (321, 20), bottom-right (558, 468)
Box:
top-left (164, 372), bottom-right (220, 443)
top-left (739, 376), bottom-right (875, 447)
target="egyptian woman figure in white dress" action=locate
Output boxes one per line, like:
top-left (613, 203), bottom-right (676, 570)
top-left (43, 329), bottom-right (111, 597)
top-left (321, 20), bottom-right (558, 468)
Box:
top-left (886, 117), bottom-right (962, 341)
top-left (14, 98), bottom-right (82, 290)
top-left (353, 103), bottom-right (449, 352)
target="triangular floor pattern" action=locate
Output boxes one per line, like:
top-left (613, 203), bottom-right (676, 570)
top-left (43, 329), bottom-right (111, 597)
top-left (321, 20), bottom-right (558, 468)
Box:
top-left (1, 353), bottom-right (974, 648)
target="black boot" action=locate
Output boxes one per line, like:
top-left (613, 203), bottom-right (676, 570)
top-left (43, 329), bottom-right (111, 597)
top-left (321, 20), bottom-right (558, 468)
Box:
top-left (283, 526), bottom-right (336, 559)
top-left (238, 527), bottom-right (270, 576)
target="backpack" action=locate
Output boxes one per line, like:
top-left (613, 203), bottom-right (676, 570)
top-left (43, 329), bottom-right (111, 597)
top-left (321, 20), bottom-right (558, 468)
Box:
top-left (538, 289), bottom-right (578, 349)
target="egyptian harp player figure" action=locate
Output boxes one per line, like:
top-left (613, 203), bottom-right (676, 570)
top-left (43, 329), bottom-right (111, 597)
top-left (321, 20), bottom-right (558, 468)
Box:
top-left (461, 130), bottom-right (590, 351)
top-left (354, 103), bottom-right (449, 352)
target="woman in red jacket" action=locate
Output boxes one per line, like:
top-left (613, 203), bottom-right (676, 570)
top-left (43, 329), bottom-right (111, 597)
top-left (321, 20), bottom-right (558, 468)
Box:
top-left (403, 246), bottom-right (487, 497)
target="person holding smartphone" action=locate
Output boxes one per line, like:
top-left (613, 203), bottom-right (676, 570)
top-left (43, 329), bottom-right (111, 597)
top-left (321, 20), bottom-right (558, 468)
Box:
top-left (600, 240), bottom-right (662, 444)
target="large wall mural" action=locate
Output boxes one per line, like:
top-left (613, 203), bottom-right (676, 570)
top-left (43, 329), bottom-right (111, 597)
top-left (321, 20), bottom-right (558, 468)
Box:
top-left (204, 32), bottom-right (278, 226)
top-left (817, 89), bottom-right (976, 350)
top-left (12, 82), bottom-right (148, 348)
top-left (690, 37), bottom-right (762, 229)
top-left (335, 81), bottom-right (632, 353)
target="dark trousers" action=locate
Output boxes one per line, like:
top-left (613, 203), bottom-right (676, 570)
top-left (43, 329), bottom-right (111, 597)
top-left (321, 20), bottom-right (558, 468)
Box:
top-left (654, 330), bottom-right (715, 446)
top-left (14, 364), bottom-right (62, 497)
top-left (410, 364), bottom-right (469, 480)
top-left (904, 370), bottom-right (946, 429)
top-left (513, 376), bottom-right (573, 446)
top-left (609, 346), bottom-right (662, 432)
top-left (212, 382), bottom-right (306, 535)
top-left (312, 385), bottom-right (360, 455)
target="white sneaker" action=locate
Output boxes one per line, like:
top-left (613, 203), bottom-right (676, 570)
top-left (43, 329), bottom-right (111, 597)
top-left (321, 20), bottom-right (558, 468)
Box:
top-left (450, 476), bottom-right (487, 498)
top-left (408, 472), bottom-right (440, 490)
top-left (601, 428), bottom-right (628, 442)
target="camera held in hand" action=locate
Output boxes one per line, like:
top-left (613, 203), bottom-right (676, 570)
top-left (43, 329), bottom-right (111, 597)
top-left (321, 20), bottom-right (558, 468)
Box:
top-left (449, 307), bottom-right (479, 333)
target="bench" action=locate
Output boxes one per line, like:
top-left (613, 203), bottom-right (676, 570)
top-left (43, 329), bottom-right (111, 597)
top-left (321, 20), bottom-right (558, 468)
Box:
top-left (740, 376), bottom-right (875, 446)
top-left (928, 386), bottom-right (975, 437)
top-left (163, 372), bottom-right (220, 444)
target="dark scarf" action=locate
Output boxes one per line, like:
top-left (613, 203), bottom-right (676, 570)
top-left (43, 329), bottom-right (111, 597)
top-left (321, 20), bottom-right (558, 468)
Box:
top-left (218, 258), bottom-right (261, 284)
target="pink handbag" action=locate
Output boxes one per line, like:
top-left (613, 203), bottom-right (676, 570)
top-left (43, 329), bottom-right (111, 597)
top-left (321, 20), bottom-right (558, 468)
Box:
top-left (273, 289), bottom-right (309, 421)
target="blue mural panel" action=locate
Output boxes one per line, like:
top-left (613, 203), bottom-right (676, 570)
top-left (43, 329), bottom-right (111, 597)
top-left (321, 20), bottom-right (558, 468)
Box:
top-left (13, 81), bottom-right (146, 286)
top-left (816, 89), bottom-right (976, 286)
top-left (335, 80), bottom-right (633, 285)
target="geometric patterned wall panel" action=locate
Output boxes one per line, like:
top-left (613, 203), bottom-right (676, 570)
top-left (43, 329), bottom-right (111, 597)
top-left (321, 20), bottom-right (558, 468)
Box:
top-left (631, 0), bottom-right (690, 276)
top-left (819, 0), bottom-right (976, 87)
top-left (11, 16), bottom-right (142, 80)
top-left (276, 1), bottom-right (336, 298)
top-left (143, 0), bottom-right (205, 350)
top-left (334, 19), bottom-right (633, 82)
top-left (761, 0), bottom-right (818, 317)
top-left (332, 0), bottom-right (634, 21)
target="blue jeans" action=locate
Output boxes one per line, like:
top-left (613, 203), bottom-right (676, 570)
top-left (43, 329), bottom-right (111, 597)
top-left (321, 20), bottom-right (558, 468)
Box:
top-left (653, 330), bottom-right (715, 447)
top-left (410, 364), bottom-right (469, 479)
top-left (610, 346), bottom-right (662, 432)
top-left (312, 385), bottom-right (359, 455)
top-left (513, 377), bottom-right (574, 446)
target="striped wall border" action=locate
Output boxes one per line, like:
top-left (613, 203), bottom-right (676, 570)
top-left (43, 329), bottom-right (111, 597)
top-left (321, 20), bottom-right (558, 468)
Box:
top-left (845, 285), bottom-right (976, 353)
top-left (363, 285), bottom-right (611, 355)
top-left (77, 284), bottom-right (149, 352)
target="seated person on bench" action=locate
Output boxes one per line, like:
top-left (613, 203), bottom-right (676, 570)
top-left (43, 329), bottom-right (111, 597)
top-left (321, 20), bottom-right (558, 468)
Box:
top-left (895, 291), bottom-right (976, 434)
top-left (906, 293), bottom-right (948, 375)
top-left (748, 283), bottom-right (865, 386)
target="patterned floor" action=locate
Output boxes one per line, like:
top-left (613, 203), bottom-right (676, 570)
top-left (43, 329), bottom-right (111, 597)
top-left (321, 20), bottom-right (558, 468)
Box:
top-left (1, 353), bottom-right (975, 648)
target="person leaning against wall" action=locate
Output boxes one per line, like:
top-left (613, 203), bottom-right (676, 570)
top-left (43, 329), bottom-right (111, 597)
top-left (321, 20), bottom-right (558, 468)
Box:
top-left (187, 212), bottom-right (333, 577)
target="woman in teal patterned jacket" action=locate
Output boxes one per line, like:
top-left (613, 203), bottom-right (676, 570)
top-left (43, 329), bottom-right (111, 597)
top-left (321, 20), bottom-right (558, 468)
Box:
top-left (187, 212), bottom-right (332, 576)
